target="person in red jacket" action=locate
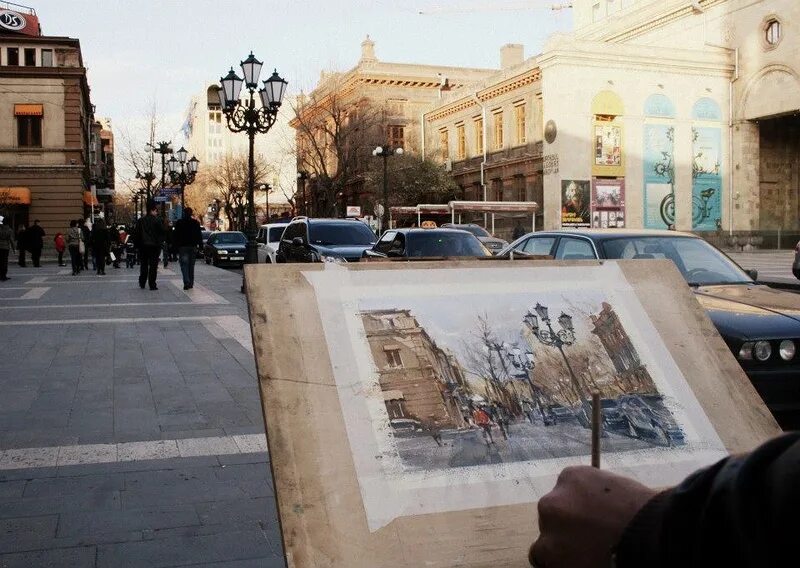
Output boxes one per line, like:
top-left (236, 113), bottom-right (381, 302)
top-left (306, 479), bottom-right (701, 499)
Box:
top-left (529, 432), bottom-right (800, 568)
top-left (54, 232), bottom-right (66, 266)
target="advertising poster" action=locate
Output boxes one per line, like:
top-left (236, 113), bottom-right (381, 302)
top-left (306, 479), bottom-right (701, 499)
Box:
top-left (643, 124), bottom-right (675, 229)
top-left (591, 178), bottom-right (625, 228)
top-left (691, 127), bottom-right (722, 231)
top-left (561, 180), bottom-right (590, 227)
top-left (594, 124), bottom-right (622, 166)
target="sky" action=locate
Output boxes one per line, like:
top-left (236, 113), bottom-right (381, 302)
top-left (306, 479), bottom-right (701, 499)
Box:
top-left (30, 0), bottom-right (573, 149)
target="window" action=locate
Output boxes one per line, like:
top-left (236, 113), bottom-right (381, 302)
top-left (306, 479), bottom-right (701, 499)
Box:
top-left (519, 237), bottom-right (556, 256)
top-left (493, 111), bottom-right (503, 150)
top-left (456, 123), bottom-right (466, 159)
top-left (388, 125), bottom-right (404, 149)
top-left (474, 117), bottom-right (483, 153)
top-left (514, 104), bottom-right (526, 144)
top-left (385, 349), bottom-right (403, 368)
top-left (554, 238), bottom-right (596, 260)
top-left (439, 129), bottom-right (449, 160)
top-left (24, 48), bottom-right (36, 66)
top-left (17, 116), bottom-right (42, 147)
top-left (6, 47), bottom-right (19, 66)
top-left (41, 49), bottom-right (53, 67)
top-left (283, 222), bottom-right (307, 243)
top-left (765, 19), bottom-right (782, 46)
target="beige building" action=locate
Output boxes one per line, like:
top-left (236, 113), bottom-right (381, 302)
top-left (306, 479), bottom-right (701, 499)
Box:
top-left (291, 37), bottom-right (495, 217)
top-left (0, 27), bottom-right (96, 241)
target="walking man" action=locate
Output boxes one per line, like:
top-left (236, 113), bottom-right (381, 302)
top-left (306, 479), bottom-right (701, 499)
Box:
top-left (173, 207), bottom-right (203, 290)
top-left (66, 220), bottom-right (82, 276)
top-left (26, 219), bottom-right (45, 267)
top-left (91, 218), bottom-right (110, 275)
top-left (0, 217), bottom-right (15, 281)
top-left (133, 201), bottom-right (165, 290)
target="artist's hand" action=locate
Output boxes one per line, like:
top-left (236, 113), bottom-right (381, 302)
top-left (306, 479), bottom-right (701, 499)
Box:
top-left (529, 466), bottom-right (658, 568)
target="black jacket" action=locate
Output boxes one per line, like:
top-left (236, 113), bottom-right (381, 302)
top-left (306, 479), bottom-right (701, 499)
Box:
top-left (616, 432), bottom-right (800, 567)
top-left (172, 217), bottom-right (203, 248)
top-left (133, 215), bottom-right (165, 248)
top-left (26, 224), bottom-right (45, 249)
top-left (91, 226), bottom-right (111, 254)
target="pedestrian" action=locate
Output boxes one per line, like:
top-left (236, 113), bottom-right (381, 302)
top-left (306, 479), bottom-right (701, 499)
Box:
top-left (0, 217), bottom-right (15, 281)
top-left (512, 220), bottom-right (526, 241)
top-left (172, 207), bottom-right (203, 290)
top-left (108, 223), bottom-right (121, 269)
top-left (493, 402), bottom-right (511, 439)
top-left (16, 225), bottom-right (27, 267)
top-left (471, 404), bottom-right (494, 445)
top-left (420, 415), bottom-right (443, 447)
top-left (80, 220), bottom-right (92, 270)
top-left (132, 200), bottom-right (165, 290)
top-left (91, 218), bottom-right (110, 275)
top-left (66, 220), bottom-right (82, 276)
top-left (54, 232), bottom-right (66, 266)
top-left (26, 219), bottom-right (45, 267)
top-left (529, 432), bottom-right (800, 568)
top-left (162, 221), bottom-right (174, 268)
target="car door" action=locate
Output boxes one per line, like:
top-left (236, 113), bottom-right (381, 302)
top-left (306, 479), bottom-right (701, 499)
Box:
top-left (553, 237), bottom-right (598, 260)
top-left (278, 223), bottom-right (300, 262)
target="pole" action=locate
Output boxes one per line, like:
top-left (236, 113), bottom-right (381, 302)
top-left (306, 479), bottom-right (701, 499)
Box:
top-left (245, 127), bottom-right (257, 264)
top-left (382, 153), bottom-right (389, 231)
top-left (591, 391), bottom-right (601, 468)
top-left (160, 152), bottom-right (166, 220)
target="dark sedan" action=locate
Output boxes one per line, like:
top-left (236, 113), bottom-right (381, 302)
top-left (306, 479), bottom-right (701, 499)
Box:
top-left (203, 231), bottom-right (247, 267)
top-left (499, 229), bottom-right (800, 429)
top-left (363, 228), bottom-right (492, 259)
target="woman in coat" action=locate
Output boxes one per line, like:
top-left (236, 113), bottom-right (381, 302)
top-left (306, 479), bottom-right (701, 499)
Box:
top-left (90, 218), bottom-right (111, 275)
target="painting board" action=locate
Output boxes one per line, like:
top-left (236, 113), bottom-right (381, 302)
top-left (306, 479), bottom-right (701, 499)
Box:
top-left (245, 260), bottom-right (779, 568)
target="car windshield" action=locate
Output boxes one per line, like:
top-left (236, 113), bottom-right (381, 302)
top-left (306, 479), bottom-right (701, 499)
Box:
top-left (407, 232), bottom-right (491, 257)
top-left (309, 223), bottom-right (376, 246)
top-left (268, 227), bottom-right (286, 242)
top-left (215, 233), bottom-right (247, 244)
top-left (601, 236), bottom-right (752, 286)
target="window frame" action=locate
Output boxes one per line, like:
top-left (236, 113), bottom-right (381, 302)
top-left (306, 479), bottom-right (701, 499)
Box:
top-left (456, 123), bottom-right (466, 159)
top-left (17, 115), bottom-right (42, 148)
top-left (385, 349), bottom-right (403, 369)
top-left (439, 128), bottom-right (449, 160)
top-left (514, 103), bottom-right (526, 145)
top-left (493, 110), bottom-right (504, 150)
top-left (388, 124), bottom-right (405, 149)
top-left (474, 116), bottom-right (484, 154)
top-left (554, 236), bottom-right (598, 260)
top-left (40, 49), bottom-right (53, 67)
top-left (7, 47), bottom-right (19, 66)
top-left (764, 17), bottom-right (782, 48)
top-left (23, 47), bottom-right (36, 66)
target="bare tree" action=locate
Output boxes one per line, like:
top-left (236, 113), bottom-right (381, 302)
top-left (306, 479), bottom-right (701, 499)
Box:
top-left (117, 100), bottom-right (161, 200)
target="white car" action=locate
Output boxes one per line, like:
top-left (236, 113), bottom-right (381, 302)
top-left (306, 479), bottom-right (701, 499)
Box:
top-left (256, 223), bottom-right (289, 263)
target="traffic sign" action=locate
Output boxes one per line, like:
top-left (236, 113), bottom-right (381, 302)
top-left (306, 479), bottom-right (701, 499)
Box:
top-left (153, 196), bottom-right (169, 203)
top-left (158, 187), bottom-right (181, 197)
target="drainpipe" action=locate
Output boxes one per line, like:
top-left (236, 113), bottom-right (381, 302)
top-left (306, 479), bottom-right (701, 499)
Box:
top-left (473, 94), bottom-right (487, 225)
top-left (420, 111), bottom-right (425, 160)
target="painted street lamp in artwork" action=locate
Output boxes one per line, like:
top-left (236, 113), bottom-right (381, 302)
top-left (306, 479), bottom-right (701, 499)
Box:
top-left (216, 52), bottom-right (287, 267)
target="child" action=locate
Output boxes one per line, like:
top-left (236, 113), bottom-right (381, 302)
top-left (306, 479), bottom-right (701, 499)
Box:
top-left (54, 232), bottom-right (66, 266)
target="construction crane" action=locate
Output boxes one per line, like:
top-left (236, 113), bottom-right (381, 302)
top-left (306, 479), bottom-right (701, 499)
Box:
top-left (418, 1), bottom-right (572, 15)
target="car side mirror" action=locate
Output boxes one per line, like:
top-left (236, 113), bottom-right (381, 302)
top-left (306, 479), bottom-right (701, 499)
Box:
top-left (292, 236), bottom-right (305, 247)
top-left (745, 268), bottom-right (758, 281)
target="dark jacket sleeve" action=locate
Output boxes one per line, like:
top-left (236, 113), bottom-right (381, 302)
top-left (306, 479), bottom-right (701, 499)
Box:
top-left (616, 432), bottom-right (800, 568)
top-left (193, 222), bottom-right (203, 247)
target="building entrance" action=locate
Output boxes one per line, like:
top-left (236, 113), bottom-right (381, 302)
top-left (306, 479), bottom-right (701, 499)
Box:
top-left (759, 115), bottom-right (800, 231)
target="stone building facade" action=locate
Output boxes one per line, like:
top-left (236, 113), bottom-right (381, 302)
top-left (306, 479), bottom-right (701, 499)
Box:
top-left (0, 21), bottom-right (97, 244)
top-left (360, 309), bottom-right (469, 428)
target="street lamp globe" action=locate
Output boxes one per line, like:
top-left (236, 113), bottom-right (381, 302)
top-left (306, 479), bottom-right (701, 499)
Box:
top-left (176, 146), bottom-right (188, 164)
top-left (395, 147), bottom-right (404, 156)
top-left (558, 312), bottom-right (574, 331)
top-left (220, 68), bottom-right (243, 107)
top-left (188, 156), bottom-right (199, 174)
top-left (372, 146), bottom-right (383, 156)
top-left (534, 303), bottom-right (549, 321)
top-left (261, 70), bottom-right (288, 107)
top-left (167, 156), bottom-right (179, 174)
top-left (523, 312), bottom-right (539, 332)
top-left (240, 52), bottom-right (263, 88)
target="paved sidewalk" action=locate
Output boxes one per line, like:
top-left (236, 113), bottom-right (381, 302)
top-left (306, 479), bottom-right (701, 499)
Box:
top-left (728, 250), bottom-right (797, 285)
top-left (0, 260), bottom-right (283, 567)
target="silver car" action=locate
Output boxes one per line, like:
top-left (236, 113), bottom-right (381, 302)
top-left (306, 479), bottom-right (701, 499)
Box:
top-left (256, 223), bottom-right (288, 264)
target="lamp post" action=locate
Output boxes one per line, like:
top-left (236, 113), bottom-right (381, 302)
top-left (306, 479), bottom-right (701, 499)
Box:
top-left (217, 52), bottom-right (287, 267)
top-left (523, 303), bottom-right (588, 403)
top-left (167, 147), bottom-right (199, 211)
top-left (297, 170), bottom-right (309, 216)
top-left (372, 145), bottom-right (403, 232)
top-left (259, 183), bottom-right (271, 222)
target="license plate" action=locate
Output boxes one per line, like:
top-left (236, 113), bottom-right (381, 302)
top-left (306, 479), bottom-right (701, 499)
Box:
top-left (230, 256), bottom-right (244, 261)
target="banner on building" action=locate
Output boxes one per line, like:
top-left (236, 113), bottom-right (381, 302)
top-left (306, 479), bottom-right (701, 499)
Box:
top-left (691, 127), bottom-right (722, 231)
top-left (594, 124), bottom-right (622, 167)
top-left (643, 124), bottom-right (675, 229)
top-left (561, 180), bottom-right (590, 227)
top-left (591, 178), bottom-right (625, 228)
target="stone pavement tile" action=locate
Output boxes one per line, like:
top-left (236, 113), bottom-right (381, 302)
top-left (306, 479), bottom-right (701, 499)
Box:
top-left (67, 410), bottom-right (114, 432)
top-left (159, 428), bottom-right (226, 440)
top-left (235, 479), bottom-right (275, 499)
top-left (0, 446), bottom-right (59, 470)
top-left (188, 557), bottom-right (285, 568)
top-left (0, 480), bottom-right (26, 503)
top-left (121, 478), bottom-right (247, 511)
top-left (216, 452), bottom-right (268, 467)
top-left (0, 467), bottom-right (57, 483)
top-left (176, 436), bottom-right (239, 458)
top-left (23, 472), bottom-right (125, 499)
top-left (57, 443), bottom-right (117, 466)
top-left (0, 430), bottom-right (78, 451)
top-left (57, 507), bottom-right (200, 539)
top-left (231, 434), bottom-right (267, 454)
top-left (0, 515), bottom-right (59, 553)
top-left (194, 497), bottom-right (277, 527)
top-left (213, 463), bottom-right (270, 483)
top-left (0, 545), bottom-right (97, 568)
top-left (96, 528), bottom-right (271, 567)
top-left (124, 465), bottom-right (218, 486)
top-left (156, 412), bottom-right (209, 431)
top-left (117, 440), bottom-right (180, 462)
top-left (223, 425), bottom-right (265, 437)
top-left (113, 430), bottom-right (164, 444)
top-left (55, 455), bottom-right (221, 478)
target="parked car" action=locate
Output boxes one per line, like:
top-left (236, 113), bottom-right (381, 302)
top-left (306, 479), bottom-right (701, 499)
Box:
top-left (363, 228), bottom-right (491, 259)
top-left (256, 222), bottom-right (288, 264)
top-left (197, 230), bottom-right (214, 258)
top-left (276, 217), bottom-right (377, 263)
top-left (389, 418), bottom-right (422, 437)
top-left (499, 229), bottom-right (800, 429)
top-left (543, 404), bottom-right (578, 426)
top-left (441, 223), bottom-right (508, 254)
top-left (203, 231), bottom-right (247, 267)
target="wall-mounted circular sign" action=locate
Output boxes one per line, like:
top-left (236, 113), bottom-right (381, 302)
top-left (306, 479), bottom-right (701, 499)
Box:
top-left (0, 9), bottom-right (26, 31)
top-left (544, 120), bottom-right (557, 144)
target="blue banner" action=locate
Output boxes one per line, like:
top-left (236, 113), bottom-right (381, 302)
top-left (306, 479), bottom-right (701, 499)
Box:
top-left (643, 124), bottom-right (674, 229)
top-left (691, 127), bottom-right (722, 230)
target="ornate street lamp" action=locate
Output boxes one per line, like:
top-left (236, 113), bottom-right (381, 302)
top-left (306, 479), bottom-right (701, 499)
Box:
top-left (297, 170), bottom-right (309, 216)
top-left (217, 52), bottom-right (287, 268)
top-left (372, 145), bottom-right (403, 233)
top-left (168, 147), bottom-right (199, 210)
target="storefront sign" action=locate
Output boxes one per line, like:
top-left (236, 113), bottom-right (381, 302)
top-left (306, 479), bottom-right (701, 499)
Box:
top-left (158, 187), bottom-right (181, 197)
top-left (0, 187), bottom-right (31, 205)
top-left (346, 206), bottom-right (362, 217)
top-left (0, 8), bottom-right (40, 37)
top-left (561, 180), bottom-right (590, 227)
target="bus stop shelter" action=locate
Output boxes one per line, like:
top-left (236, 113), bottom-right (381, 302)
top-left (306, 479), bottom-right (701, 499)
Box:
top-left (448, 201), bottom-right (539, 234)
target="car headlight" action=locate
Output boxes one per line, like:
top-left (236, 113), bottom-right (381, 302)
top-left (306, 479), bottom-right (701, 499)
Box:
top-left (754, 340), bottom-right (772, 362)
top-left (779, 340), bottom-right (795, 361)
top-left (218, 250), bottom-right (228, 255)
top-left (738, 342), bottom-right (754, 360)
top-left (319, 254), bottom-right (346, 264)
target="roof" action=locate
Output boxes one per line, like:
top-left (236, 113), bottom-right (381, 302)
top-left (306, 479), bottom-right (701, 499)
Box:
top-left (389, 228), bottom-right (474, 235)
top-left (535, 229), bottom-right (698, 238)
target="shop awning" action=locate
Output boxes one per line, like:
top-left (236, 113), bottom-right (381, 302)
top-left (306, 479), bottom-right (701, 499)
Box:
top-left (83, 191), bottom-right (99, 206)
top-left (0, 187), bottom-right (31, 205)
top-left (14, 104), bottom-right (43, 116)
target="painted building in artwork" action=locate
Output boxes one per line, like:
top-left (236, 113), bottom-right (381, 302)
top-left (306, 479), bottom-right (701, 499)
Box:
top-left (0, 6), bottom-right (99, 244)
top-left (590, 302), bottom-right (655, 393)
top-left (360, 309), bottom-right (469, 428)
top-left (542, 0), bottom-right (800, 237)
